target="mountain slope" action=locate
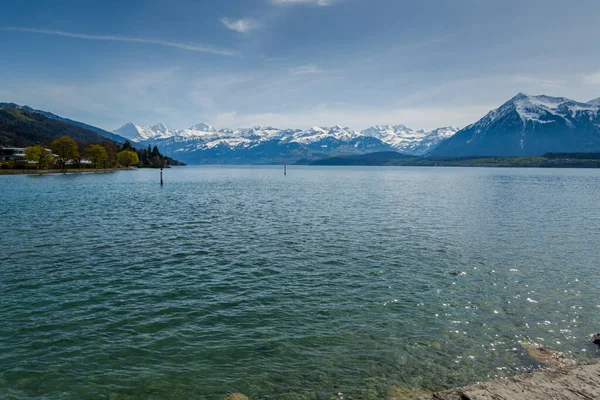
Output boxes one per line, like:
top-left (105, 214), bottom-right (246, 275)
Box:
top-left (432, 93), bottom-right (600, 156)
top-left (0, 108), bottom-right (116, 147)
top-left (0, 103), bottom-right (127, 144)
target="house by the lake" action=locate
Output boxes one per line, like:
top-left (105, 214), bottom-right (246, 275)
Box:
top-left (0, 147), bottom-right (27, 162)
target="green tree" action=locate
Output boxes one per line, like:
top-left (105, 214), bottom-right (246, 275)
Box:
top-left (24, 145), bottom-right (53, 169)
top-left (73, 142), bottom-right (86, 169)
top-left (85, 144), bottom-right (108, 169)
top-left (117, 150), bottom-right (139, 167)
top-left (101, 141), bottom-right (120, 168)
top-left (50, 136), bottom-right (79, 170)
top-left (122, 140), bottom-right (134, 151)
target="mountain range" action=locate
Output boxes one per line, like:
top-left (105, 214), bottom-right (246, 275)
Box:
top-left (3, 93), bottom-right (599, 163)
top-left (113, 122), bottom-right (459, 164)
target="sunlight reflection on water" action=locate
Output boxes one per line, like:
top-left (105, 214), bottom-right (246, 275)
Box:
top-left (1, 166), bottom-right (599, 399)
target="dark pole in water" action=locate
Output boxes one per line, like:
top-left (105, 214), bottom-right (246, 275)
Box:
top-left (284, 164), bottom-right (287, 176)
top-left (160, 164), bottom-right (164, 185)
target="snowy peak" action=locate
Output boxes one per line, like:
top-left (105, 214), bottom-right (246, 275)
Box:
top-left (151, 122), bottom-right (171, 133)
top-left (473, 93), bottom-right (600, 130)
top-left (113, 122), bottom-right (180, 142)
top-left (189, 123), bottom-right (215, 132)
top-left (152, 122), bottom-right (169, 130)
top-left (308, 126), bottom-right (329, 133)
top-left (114, 122), bottom-right (149, 141)
top-left (428, 126), bottom-right (460, 138)
top-left (288, 126), bottom-right (359, 145)
top-left (150, 123), bottom-right (178, 138)
top-left (503, 93), bottom-right (599, 122)
top-left (360, 125), bottom-right (459, 154)
top-left (432, 93), bottom-right (600, 157)
top-left (112, 121), bottom-right (459, 155)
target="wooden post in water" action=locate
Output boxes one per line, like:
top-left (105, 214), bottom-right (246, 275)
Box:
top-left (160, 164), bottom-right (164, 185)
top-left (284, 164), bottom-right (287, 176)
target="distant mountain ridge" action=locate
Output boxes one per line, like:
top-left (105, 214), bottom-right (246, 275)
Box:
top-left (432, 93), bottom-right (600, 156)
top-left (113, 122), bottom-right (459, 164)
top-left (0, 103), bottom-right (127, 144)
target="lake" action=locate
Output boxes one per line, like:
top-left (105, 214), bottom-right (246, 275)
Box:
top-left (1, 166), bottom-right (599, 399)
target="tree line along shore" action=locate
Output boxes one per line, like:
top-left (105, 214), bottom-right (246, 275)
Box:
top-left (1, 136), bottom-right (184, 172)
top-left (299, 151), bottom-right (600, 167)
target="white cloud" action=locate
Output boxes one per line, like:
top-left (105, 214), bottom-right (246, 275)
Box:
top-left (512, 75), bottom-right (567, 89)
top-left (583, 71), bottom-right (600, 85)
top-left (220, 18), bottom-right (262, 34)
top-left (271, 0), bottom-right (338, 6)
top-left (288, 64), bottom-right (324, 75)
top-left (1, 27), bottom-right (238, 56)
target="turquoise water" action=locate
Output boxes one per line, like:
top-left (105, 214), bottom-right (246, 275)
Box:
top-left (1, 166), bottom-right (599, 399)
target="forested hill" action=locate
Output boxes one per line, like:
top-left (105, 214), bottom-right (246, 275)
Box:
top-left (0, 108), bottom-right (112, 147)
top-left (0, 107), bottom-right (186, 167)
top-left (0, 102), bottom-right (126, 144)
top-left (300, 151), bottom-right (600, 168)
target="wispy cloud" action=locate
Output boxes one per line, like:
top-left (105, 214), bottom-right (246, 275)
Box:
top-left (583, 71), bottom-right (600, 85)
top-left (513, 75), bottom-right (567, 89)
top-left (221, 18), bottom-right (262, 34)
top-left (1, 27), bottom-right (238, 56)
top-left (271, 0), bottom-right (339, 6)
top-left (289, 64), bottom-right (324, 75)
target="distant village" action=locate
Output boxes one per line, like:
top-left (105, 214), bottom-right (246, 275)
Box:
top-left (0, 136), bottom-right (177, 171)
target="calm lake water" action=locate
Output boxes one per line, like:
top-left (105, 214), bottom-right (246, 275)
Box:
top-left (1, 166), bottom-right (599, 399)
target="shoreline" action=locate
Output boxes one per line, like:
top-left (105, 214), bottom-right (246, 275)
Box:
top-left (0, 167), bottom-right (134, 175)
top-left (410, 360), bottom-right (600, 400)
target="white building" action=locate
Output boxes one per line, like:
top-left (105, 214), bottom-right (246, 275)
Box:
top-left (0, 147), bottom-right (27, 162)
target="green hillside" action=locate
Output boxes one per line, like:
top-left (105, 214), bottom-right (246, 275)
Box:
top-left (0, 108), bottom-right (111, 147)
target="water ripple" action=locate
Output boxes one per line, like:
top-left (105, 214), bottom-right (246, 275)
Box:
top-left (1, 167), bottom-right (599, 399)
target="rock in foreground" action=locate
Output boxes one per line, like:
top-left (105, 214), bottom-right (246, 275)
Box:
top-left (223, 393), bottom-right (248, 400)
top-left (520, 341), bottom-right (576, 367)
top-left (414, 362), bottom-right (600, 400)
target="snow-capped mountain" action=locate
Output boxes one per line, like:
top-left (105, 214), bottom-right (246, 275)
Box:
top-left (113, 121), bottom-right (458, 164)
top-left (113, 122), bottom-right (172, 141)
top-left (432, 93), bottom-right (600, 157)
top-left (289, 125), bottom-right (359, 144)
top-left (361, 125), bottom-right (458, 154)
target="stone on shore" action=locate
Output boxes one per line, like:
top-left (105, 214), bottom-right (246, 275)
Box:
top-left (412, 362), bottom-right (600, 400)
top-left (520, 341), bottom-right (576, 367)
top-left (223, 393), bottom-right (249, 400)
top-left (593, 333), bottom-right (600, 345)
top-left (387, 386), bottom-right (432, 400)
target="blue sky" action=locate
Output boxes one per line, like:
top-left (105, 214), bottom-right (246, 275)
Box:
top-left (1, 0), bottom-right (600, 131)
